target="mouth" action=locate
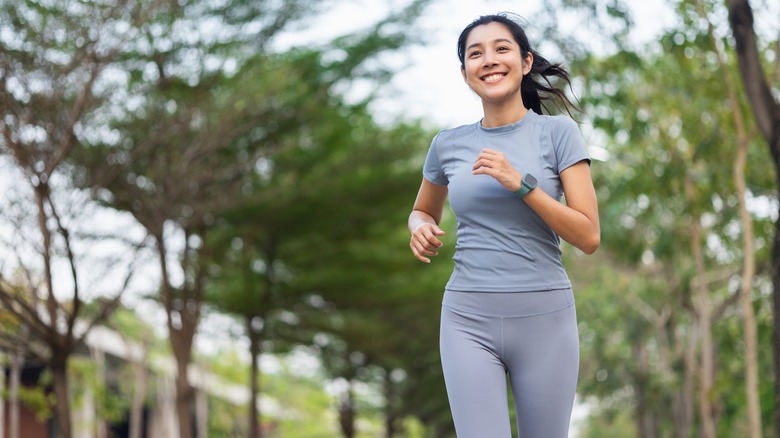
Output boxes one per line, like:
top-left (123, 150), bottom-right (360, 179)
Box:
top-left (481, 73), bottom-right (506, 83)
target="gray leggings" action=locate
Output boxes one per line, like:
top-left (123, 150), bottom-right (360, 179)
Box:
top-left (440, 289), bottom-right (579, 438)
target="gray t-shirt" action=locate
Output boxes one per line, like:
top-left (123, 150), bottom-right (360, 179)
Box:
top-left (423, 110), bottom-right (590, 292)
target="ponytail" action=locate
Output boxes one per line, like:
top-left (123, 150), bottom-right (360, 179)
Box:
top-left (522, 50), bottom-right (581, 118)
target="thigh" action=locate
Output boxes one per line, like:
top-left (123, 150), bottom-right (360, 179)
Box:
top-left (505, 303), bottom-right (579, 438)
top-left (440, 305), bottom-right (512, 438)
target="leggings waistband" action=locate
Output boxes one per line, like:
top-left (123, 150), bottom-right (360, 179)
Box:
top-left (442, 288), bottom-right (574, 318)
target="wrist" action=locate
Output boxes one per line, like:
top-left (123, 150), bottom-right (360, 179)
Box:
top-left (410, 221), bottom-right (429, 234)
top-left (515, 173), bottom-right (538, 199)
top-left (510, 174), bottom-right (523, 192)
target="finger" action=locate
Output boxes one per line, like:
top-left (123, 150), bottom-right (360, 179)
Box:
top-left (472, 158), bottom-right (492, 171)
top-left (413, 235), bottom-right (439, 252)
top-left (411, 234), bottom-right (438, 254)
top-left (410, 225), bottom-right (445, 263)
top-left (415, 253), bottom-right (431, 263)
top-left (424, 233), bottom-right (444, 248)
top-left (413, 236), bottom-right (442, 261)
top-left (472, 166), bottom-right (493, 176)
top-left (416, 226), bottom-right (445, 246)
top-left (410, 242), bottom-right (433, 263)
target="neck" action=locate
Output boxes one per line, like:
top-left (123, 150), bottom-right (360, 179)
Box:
top-left (480, 94), bottom-right (529, 128)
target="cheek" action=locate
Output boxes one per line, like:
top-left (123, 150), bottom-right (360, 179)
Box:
top-left (463, 64), bottom-right (481, 82)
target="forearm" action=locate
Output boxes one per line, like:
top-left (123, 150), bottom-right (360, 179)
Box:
top-left (523, 188), bottom-right (600, 254)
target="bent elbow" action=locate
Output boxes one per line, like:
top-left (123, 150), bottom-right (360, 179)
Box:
top-left (580, 233), bottom-right (601, 255)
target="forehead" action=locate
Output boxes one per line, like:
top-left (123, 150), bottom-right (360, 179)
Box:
top-left (465, 22), bottom-right (514, 47)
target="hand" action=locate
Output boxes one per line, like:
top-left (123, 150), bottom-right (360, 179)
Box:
top-left (410, 222), bottom-right (446, 263)
top-left (472, 148), bottom-right (523, 192)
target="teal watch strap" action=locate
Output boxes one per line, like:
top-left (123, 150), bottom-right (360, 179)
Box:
top-left (515, 173), bottom-right (538, 199)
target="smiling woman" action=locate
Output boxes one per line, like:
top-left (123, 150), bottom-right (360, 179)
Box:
top-left (457, 18), bottom-right (581, 127)
top-left (407, 11), bottom-right (600, 438)
top-left (374, 1), bottom-right (678, 129)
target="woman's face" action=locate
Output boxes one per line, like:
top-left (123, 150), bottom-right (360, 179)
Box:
top-left (460, 22), bottom-right (532, 104)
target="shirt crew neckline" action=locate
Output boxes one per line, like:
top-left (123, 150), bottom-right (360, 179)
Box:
top-left (476, 110), bottom-right (538, 135)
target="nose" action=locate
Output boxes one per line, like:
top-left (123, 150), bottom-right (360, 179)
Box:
top-left (482, 51), bottom-right (498, 68)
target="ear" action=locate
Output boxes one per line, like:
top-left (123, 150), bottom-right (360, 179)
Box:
top-left (523, 52), bottom-right (534, 75)
top-left (461, 66), bottom-right (467, 82)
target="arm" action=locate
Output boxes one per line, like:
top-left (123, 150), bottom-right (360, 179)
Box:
top-left (524, 161), bottom-right (600, 254)
top-left (473, 150), bottom-right (600, 254)
top-left (408, 178), bottom-right (449, 263)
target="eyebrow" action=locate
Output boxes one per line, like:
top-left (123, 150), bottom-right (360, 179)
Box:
top-left (466, 38), bottom-right (514, 52)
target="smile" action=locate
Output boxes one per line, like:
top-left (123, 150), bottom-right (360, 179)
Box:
top-left (481, 73), bottom-right (506, 83)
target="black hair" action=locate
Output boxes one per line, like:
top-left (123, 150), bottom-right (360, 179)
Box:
top-left (456, 12), bottom-right (581, 117)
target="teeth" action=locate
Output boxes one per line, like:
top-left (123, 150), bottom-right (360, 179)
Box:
top-left (482, 73), bottom-right (504, 82)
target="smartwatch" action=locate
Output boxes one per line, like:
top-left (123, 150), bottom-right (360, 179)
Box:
top-left (515, 173), bottom-right (537, 199)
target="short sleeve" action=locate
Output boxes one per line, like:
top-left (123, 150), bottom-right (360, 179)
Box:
top-left (551, 116), bottom-right (591, 173)
top-left (422, 132), bottom-right (448, 185)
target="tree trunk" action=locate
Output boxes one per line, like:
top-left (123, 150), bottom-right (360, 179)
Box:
top-left (726, 1), bottom-right (780, 433)
top-left (724, 31), bottom-right (762, 438)
top-left (634, 342), bottom-right (658, 438)
top-left (7, 351), bottom-right (24, 438)
top-left (156, 232), bottom-right (199, 438)
top-left (175, 359), bottom-right (193, 438)
top-left (35, 181), bottom-right (74, 438)
top-left (693, 1), bottom-right (763, 432)
top-left (734, 127), bottom-right (762, 438)
top-left (686, 178), bottom-right (717, 438)
top-left (248, 317), bottom-right (262, 438)
top-left (51, 352), bottom-right (73, 438)
top-left (169, 313), bottom-right (198, 438)
top-left (384, 373), bottom-right (397, 438)
top-left (338, 380), bottom-right (356, 438)
top-left (675, 337), bottom-right (696, 438)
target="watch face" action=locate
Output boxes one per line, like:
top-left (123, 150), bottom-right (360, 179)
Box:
top-left (524, 174), bottom-right (538, 187)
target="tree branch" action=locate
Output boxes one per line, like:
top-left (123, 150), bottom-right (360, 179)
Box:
top-left (45, 192), bottom-right (81, 337)
top-left (727, 0), bottom-right (780, 149)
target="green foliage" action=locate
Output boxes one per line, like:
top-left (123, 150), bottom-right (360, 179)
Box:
top-left (69, 356), bottom-right (130, 424)
top-left (13, 0), bottom-right (779, 435)
top-left (577, 401), bottom-right (637, 438)
top-left (566, 0), bottom-right (778, 434)
top-left (263, 358), bottom-right (340, 437)
top-left (2, 367), bottom-right (54, 423)
top-left (191, 8), bottom-right (452, 431)
top-left (16, 381), bottom-right (55, 423)
top-left (207, 395), bottom-right (246, 437)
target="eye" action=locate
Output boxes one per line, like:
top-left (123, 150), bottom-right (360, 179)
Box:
top-left (468, 50), bottom-right (482, 58)
top-left (497, 46), bottom-right (510, 52)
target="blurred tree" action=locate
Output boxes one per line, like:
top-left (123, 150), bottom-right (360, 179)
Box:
top-left (0, 1), bottom-right (159, 436)
top-left (109, 307), bottom-right (157, 438)
top-left (291, 215), bottom-right (455, 438)
top-left (74, 1), bottom-right (435, 436)
top-left (202, 46), bottom-right (447, 435)
top-left (79, 51), bottom-right (277, 438)
top-left (568, 0), bottom-right (776, 435)
top-left (693, 0), bottom-right (762, 434)
top-left (726, 1), bottom-right (780, 435)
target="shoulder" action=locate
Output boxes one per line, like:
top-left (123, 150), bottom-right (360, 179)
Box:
top-left (534, 113), bottom-right (579, 131)
top-left (440, 122), bottom-right (477, 137)
top-left (535, 114), bottom-right (582, 145)
top-left (431, 122), bottom-right (478, 146)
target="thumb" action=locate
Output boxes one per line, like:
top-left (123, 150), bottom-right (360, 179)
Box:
top-left (433, 227), bottom-right (446, 236)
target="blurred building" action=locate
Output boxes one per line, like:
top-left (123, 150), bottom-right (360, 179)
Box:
top-left (0, 324), bottom-right (278, 438)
